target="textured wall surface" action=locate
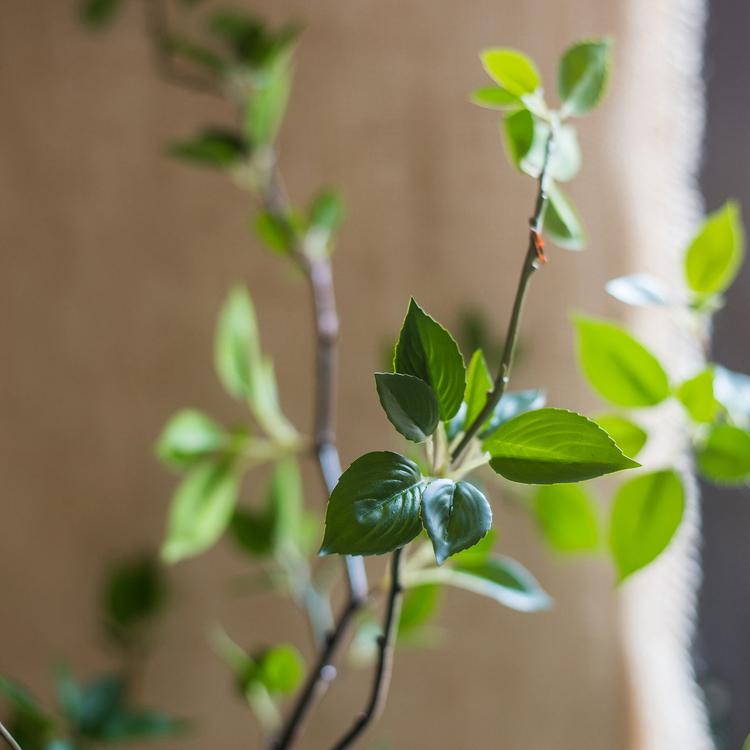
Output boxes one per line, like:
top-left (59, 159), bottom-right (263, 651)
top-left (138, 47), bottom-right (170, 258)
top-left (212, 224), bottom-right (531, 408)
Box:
top-left (0, 1), bottom-right (706, 748)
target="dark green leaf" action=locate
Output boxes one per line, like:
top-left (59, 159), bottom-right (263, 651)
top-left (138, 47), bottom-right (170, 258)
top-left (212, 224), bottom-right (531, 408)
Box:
top-left (102, 555), bottom-right (165, 637)
top-left (605, 273), bottom-right (672, 307)
top-left (573, 316), bottom-right (670, 407)
top-left (480, 389), bottom-right (546, 438)
top-left (463, 350), bottom-right (492, 427)
top-left (533, 484), bottom-right (599, 553)
top-left (421, 480), bottom-right (492, 564)
top-left (161, 460), bottom-right (239, 563)
top-left (161, 34), bottom-right (224, 73)
top-left (685, 201), bottom-right (745, 296)
top-left (486, 408), bottom-right (639, 484)
top-left (481, 48), bottom-right (541, 96)
top-left (558, 39), bottom-right (612, 116)
top-left (98, 712), bottom-right (186, 740)
top-left (609, 469), bottom-right (685, 581)
top-left (393, 298), bottom-right (466, 421)
top-left (469, 86), bottom-right (522, 110)
top-left (374, 372), bottom-right (439, 443)
top-left (677, 368), bottom-right (720, 423)
top-left (209, 12), bottom-right (300, 67)
top-left (155, 409), bottom-right (226, 468)
top-left (57, 670), bottom-right (126, 738)
top-left (544, 183), bottom-right (586, 250)
top-left (503, 108), bottom-right (535, 173)
top-left (321, 452), bottom-right (425, 556)
top-left (696, 423), bottom-right (750, 485)
top-left (0, 677), bottom-right (51, 729)
top-left (593, 415), bottom-right (647, 459)
top-left (168, 129), bottom-right (247, 168)
top-left (230, 507), bottom-right (274, 557)
top-left (80, 0), bottom-right (124, 27)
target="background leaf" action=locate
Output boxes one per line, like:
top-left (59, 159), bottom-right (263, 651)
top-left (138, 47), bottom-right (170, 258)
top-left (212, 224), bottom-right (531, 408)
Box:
top-left (470, 86), bottom-right (521, 110)
top-left (574, 316), bottom-right (670, 407)
top-left (605, 273), bottom-right (672, 307)
top-left (558, 39), bottom-right (612, 116)
top-left (533, 484), bottom-right (599, 553)
top-left (677, 368), bottom-right (720, 423)
top-left (593, 415), bottom-right (647, 459)
top-left (80, 0), bottom-right (125, 27)
top-left (374, 372), bottom-right (439, 443)
top-left (544, 184), bottom-right (586, 250)
top-left (609, 469), bottom-right (685, 581)
top-left (156, 409), bottom-right (227, 468)
top-left (696, 423), bottom-right (750, 485)
top-left (168, 129), bottom-right (248, 168)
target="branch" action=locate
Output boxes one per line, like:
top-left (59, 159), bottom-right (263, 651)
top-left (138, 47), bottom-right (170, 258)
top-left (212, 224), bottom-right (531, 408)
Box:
top-left (329, 548), bottom-right (404, 750)
top-left (0, 721), bottom-right (22, 750)
top-left (451, 133), bottom-right (555, 464)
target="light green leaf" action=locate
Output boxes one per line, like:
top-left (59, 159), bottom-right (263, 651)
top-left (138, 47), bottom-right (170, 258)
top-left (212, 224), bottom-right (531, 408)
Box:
top-left (155, 409), bottom-right (226, 468)
top-left (573, 316), bottom-right (670, 407)
top-left (605, 273), bottom-right (672, 307)
top-left (677, 368), bottom-right (720, 423)
top-left (168, 129), bottom-right (247, 168)
top-left (558, 39), bottom-right (612, 116)
top-left (321, 452), bottom-right (425, 556)
top-left (257, 645), bottom-right (304, 695)
top-left (393, 298), bottom-right (466, 421)
top-left (481, 49), bottom-right (541, 97)
top-left (464, 350), bottom-right (492, 427)
top-left (409, 556), bottom-right (550, 612)
top-left (486, 408), bottom-right (639, 484)
top-left (594, 415), bottom-right (647, 459)
top-left (398, 584), bottom-right (442, 638)
top-left (533, 484), bottom-right (599, 553)
top-left (544, 183), bottom-right (586, 250)
top-left (374, 372), bottom-right (439, 443)
top-left (469, 86), bottom-right (522, 110)
top-left (309, 190), bottom-right (344, 235)
top-left (161, 460), bottom-right (239, 563)
top-left (245, 55), bottom-right (293, 146)
top-left (481, 389), bottom-right (546, 438)
top-left (742, 735), bottom-right (750, 750)
top-left (696, 423), bottom-right (750, 485)
top-left (421, 480), bottom-right (492, 565)
top-left (609, 469), bottom-right (685, 581)
top-left (685, 201), bottom-right (745, 296)
top-left (449, 529), bottom-right (496, 566)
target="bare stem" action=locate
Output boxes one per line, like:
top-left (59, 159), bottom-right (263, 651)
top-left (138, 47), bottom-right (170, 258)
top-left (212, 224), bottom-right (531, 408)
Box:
top-left (451, 133), bottom-right (555, 465)
top-left (0, 721), bottom-right (22, 750)
top-left (329, 548), bottom-right (404, 750)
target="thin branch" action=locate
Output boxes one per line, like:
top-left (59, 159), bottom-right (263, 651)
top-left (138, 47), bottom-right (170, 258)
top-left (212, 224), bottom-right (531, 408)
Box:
top-left (451, 133), bottom-right (555, 465)
top-left (0, 721), bottom-right (22, 750)
top-left (329, 548), bottom-right (404, 750)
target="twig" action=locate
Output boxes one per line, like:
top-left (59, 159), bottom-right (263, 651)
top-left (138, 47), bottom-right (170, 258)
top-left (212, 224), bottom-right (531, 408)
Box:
top-left (451, 133), bottom-right (555, 465)
top-left (0, 721), bottom-right (22, 750)
top-left (329, 548), bottom-right (404, 750)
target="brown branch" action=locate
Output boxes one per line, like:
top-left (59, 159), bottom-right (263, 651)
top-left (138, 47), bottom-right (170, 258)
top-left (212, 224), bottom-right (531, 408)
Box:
top-left (0, 721), bottom-right (22, 750)
top-left (450, 132), bottom-right (555, 465)
top-left (329, 548), bottom-right (404, 750)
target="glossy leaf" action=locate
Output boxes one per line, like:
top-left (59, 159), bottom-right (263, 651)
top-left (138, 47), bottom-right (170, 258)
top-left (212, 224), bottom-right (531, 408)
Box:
top-left (469, 86), bottom-right (521, 110)
top-left (168, 129), bottom-right (247, 168)
top-left (609, 469), bottom-right (685, 581)
top-left (486, 408), bottom-right (638, 484)
top-left (544, 183), bottom-right (586, 250)
top-left (481, 389), bottom-right (546, 438)
top-left (393, 298), bottom-right (465, 421)
top-left (605, 273), bottom-right (672, 307)
top-left (574, 316), bottom-right (670, 407)
top-left (481, 49), bottom-right (541, 97)
top-left (685, 201), bottom-right (745, 296)
top-left (464, 350), bottom-right (492, 427)
top-left (156, 409), bottom-right (226, 468)
top-left (696, 423), bottom-right (750, 485)
top-left (161, 460), bottom-right (239, 563)
top-left (533, 484), bottom-right (599, 553)
top-left (410, 556), bottom-right (550, 612)
top-left (677, 368), bottom-right (720, 423)
top-left (558, 39), bottom-right (612, 116)
top-left (421, 480), bottom-right (492, 564)
top-left (321, 452), bottom-right (425, 556)
top-left (594, 415), bottom-right (647, 459)
top-left (375, 372), bottom-right (439, 443)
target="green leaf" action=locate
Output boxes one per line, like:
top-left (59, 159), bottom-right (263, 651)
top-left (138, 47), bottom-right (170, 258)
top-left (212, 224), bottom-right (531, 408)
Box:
top-left (309, 190), bottom-right (344, 235)
top-left (593, 415), bottom-right (647, 459)
top-left (696, 423), bottom-right (750, 485)
top-left (742, 735), bottom-right (750, 750)
top-left (685, 201), bottom-right (745, 296)
top-left (609, 469), bottom-right (685, 581)
top-left (393, 299), bottom-right (465, 421)
top-left (481, 389), bottom-right (546, 437)
top-left (161, 34), bottom-right (224, 74)
top-left (245, 55), bottom-right (293, 146)
top-left (57, 671), bottom-right (126, 738)
top-left (161, 460), bottom-right (239, 563)
top-left (168, 129), bottom-right (248, 168)
top-left (155, 409), bottom-right (226, 468)
top-left (558, 39), bottom-right (612, 116)
top-left (463, 350), bottom-right (492, 427)
top-left (677, 368), bottom-right (720, 423)
top-left (0, 677), bottom-right (51, 729)
top-left (374, 373), bottom-right (439, 443)
top-left (573, 316), bottom-right (670, 407)
top-left (533, 484), bottom-right (599, 553)
top-left (254, 212), bottom-right (294, 254)
top-left (421, 480), bottom-right (492, 565)
top-left (230, 507), bottom-right (274, 557)
top-left (80, 0), bottom-right (124, 27)
top-left (481, 49), bottom-right (541, 97)
top-left (398, 585), bottom-right (442, 637)
top-left (98, 712), bottom-right (186, 740)
top-left (209, 12), bottom-right (300, 67)
top-left (410, 556), bottom-right (550, 612)
top-left (605, 273), bottom-right (672, 307)
top-left (449, 529), bottom-right (496, 566)
top-left (257, 645), bottom-right (304, 695)
top-left (544, 183), bottom-right (586, 250)
top-left (503, 108), bottom-right (535, 173)
top-left (321, 452), bottom-right (425, 556)
top-left (469, 86), bottom-right (521, 110)
top-left (486, 408), bottom-right (639, 484)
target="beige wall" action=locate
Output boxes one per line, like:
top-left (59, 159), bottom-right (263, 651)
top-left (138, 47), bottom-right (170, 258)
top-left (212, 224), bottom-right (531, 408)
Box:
top-left (0, 1), bottom-right (705, 748)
